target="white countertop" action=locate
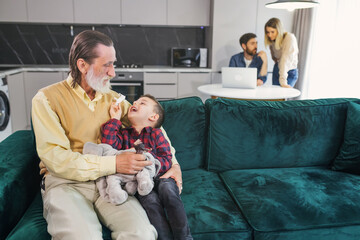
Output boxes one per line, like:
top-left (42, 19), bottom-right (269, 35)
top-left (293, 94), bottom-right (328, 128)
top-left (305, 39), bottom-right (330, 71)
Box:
top-left (0, 67), bottom-right (69, 78)
top-left (0, 66), bottom-right (213, 78)
top-left (198, 84), bottom-right (301, 100)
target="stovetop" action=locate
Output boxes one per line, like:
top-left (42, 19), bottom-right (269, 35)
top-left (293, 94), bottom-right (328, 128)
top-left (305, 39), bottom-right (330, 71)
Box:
top-left (117, 63), bottom-right (143, 68)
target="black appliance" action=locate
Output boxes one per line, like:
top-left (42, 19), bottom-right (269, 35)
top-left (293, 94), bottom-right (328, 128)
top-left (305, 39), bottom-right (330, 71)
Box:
top-left (110, 72), bottom-right (143, 103)
top-left (171, 48), bottom-right (208, 68)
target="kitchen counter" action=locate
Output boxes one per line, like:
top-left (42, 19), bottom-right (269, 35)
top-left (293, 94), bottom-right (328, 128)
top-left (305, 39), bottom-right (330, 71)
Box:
top-left (0, 65), bottom-right (213, 78)
top-left (0, 66), bottom-right (69, 78)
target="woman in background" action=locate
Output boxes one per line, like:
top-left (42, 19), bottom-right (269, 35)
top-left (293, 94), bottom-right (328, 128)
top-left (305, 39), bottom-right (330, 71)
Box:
top-left (265, 18), bottom-right (299, 88)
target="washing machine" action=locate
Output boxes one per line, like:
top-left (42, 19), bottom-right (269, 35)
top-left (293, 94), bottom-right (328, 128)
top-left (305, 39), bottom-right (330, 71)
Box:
top-left (0, 76), bottom-right (12, 142)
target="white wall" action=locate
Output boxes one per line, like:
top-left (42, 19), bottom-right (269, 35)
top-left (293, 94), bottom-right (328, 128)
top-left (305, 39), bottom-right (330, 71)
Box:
top-left (211, 0), bottom-right (294, 74)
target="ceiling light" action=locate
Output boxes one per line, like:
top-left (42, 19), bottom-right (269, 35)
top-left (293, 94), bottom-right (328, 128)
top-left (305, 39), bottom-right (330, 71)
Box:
top-left (266, 0), bottom-right (319, 11)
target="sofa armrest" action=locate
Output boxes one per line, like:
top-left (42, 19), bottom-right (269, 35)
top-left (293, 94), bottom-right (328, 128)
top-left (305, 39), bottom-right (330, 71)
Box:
top-left (0, 130), bottom-right (41, 239)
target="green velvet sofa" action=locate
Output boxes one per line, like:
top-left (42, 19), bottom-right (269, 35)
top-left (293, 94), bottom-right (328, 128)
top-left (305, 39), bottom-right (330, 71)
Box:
top-left (2, 97), bottom-right (360, 240)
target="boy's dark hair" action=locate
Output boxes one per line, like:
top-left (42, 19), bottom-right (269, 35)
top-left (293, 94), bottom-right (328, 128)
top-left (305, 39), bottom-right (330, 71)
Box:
top-left (141, 94), bottom-right (165, 128)
top-left (69, 30), bottom-right (113, 88)
top-left (239, 33), bottom-right (257, 48)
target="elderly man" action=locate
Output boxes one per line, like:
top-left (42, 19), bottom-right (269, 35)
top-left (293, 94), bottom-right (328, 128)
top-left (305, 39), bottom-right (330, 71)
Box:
top-left (32, 30), bottom-right (182, 239)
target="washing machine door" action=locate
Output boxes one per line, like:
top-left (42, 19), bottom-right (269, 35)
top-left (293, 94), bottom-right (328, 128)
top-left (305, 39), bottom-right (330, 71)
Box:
top-left (0, 90), bottom-right (10, 131)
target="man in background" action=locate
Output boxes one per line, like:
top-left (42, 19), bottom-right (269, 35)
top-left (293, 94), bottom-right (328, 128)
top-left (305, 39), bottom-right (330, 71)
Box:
top-left (229, 33), bottom-right (268, 86)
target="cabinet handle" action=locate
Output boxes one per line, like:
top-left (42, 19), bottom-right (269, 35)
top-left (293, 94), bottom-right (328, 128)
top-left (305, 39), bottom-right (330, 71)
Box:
top-left (111, 83), bottom-right (142, 86)
top-left (146, 83), bottom-right (176, 85)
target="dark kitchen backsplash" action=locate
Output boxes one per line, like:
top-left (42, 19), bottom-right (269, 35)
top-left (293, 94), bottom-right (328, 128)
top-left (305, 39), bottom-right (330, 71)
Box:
top-left (0, 23), bottom-right (207, 66)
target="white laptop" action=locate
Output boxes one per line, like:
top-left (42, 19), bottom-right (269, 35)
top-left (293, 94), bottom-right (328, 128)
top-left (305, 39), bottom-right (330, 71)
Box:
top-left (222, 67), bottom-right (257, 89)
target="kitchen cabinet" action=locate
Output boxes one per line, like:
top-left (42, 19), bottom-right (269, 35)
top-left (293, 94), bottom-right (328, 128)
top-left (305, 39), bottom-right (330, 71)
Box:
top-left (27, 0), bottom-right (74, 23)
top-left (144, 72), bottom-right (177, 100)
top-left (0, 0), bottom-right (28, 22)
top-left (23, 71), bottom-right (63, 129)
top-left (177, 72), bottom-right (211, 101)
top-left (167, 0), bottom-right (210, 26)
top-left (7, 72), bottom-right (27, 131)
top-left (122, 0), bottom-right (167, 25)
top-left (1, 0), bottom-right (212, 26)
top-left (74, 0), bottom-right (121, 24)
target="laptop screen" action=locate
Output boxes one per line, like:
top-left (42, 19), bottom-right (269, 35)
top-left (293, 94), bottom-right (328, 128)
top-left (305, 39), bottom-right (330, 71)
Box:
top-left (222, 67), bottom-right (257, 89)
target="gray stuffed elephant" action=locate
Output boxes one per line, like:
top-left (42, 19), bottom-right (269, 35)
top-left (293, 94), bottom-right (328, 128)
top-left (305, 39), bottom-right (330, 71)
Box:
top-left (83, 141), bottom-right (161, 205)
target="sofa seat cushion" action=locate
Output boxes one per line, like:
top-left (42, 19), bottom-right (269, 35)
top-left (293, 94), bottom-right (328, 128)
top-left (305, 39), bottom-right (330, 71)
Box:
top-left (8, 169), bottom-right (252, 240)
top-left (181, 169), bottom-right (251, 239)
top-left (6, 191), bottom-right (112, 240)
top-left (0, 130), bottom-right (41, 239)
top-left (6, 191), bottom-right (50, 240)
top-left (220, 167), bottom-right (360, 239)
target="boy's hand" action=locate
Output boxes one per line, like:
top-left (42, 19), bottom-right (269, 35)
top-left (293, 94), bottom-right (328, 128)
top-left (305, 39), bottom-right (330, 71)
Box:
top-left (110, 102), bottom-right (122, 120)
top-left (160, 164), bottom-right (183, 194)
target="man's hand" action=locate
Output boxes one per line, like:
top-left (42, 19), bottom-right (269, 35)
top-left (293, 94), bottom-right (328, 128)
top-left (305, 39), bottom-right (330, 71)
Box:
top-left (39, 160), bottom-right (48, 175)
top-left (115, 152), bottom-right (152, 174)
top-left (110, 102), bottom-right (122, 120)
top-left (160, 164), bottom-right (183, 194)
top-left (257, 79), bottom-right (264, 86)
top-left (281, 84), bottom-right (292, 88)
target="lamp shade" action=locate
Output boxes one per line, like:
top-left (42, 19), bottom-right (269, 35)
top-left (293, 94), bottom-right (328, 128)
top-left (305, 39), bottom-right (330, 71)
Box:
top-left (266, 0), bottom-right (319, 10)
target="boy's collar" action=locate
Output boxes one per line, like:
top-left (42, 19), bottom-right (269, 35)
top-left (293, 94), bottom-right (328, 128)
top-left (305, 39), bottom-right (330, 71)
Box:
top-left (128, 126), bottom-right (153, 134)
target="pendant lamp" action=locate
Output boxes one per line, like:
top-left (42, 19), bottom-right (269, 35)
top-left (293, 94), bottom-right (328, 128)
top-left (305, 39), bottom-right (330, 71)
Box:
top-left (266, 0), bottom-right (319, 11)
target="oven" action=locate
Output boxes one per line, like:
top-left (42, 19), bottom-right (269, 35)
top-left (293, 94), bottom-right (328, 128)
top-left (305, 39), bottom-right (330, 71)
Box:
top-left (110, 72), bottom-right (144, 103)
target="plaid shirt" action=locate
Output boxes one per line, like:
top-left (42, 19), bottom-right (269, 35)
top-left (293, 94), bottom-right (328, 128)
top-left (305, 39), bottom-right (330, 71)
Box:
top-left (101, 118), bottom-right (172, 175)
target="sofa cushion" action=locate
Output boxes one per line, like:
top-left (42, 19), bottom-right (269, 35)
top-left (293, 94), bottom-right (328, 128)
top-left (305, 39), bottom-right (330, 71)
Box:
top-left (6, 191), bottom-right (50, 240)
top-left (181, 169), bottom-right (251, 239)
top-left (253, 225), bottom-right (360, 240)
top-left (0, 131), bottom-right (41, 240)
top-left (332, 102), bottom-right (360, 174)
top-left (220, 167), bottom-right (360, 240)
top-left (205, 98), bottom-right (358, 172)
top-left (160, 97), bottom-right (207, 170)
top-left (7, 169), bottom-right (252, 240)
top-left (6, 191), bottom-right (112, 240)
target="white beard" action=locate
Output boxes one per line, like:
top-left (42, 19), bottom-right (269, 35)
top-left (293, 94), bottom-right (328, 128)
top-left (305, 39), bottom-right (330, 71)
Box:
top-left (85, 66), bottom-right (112, 94)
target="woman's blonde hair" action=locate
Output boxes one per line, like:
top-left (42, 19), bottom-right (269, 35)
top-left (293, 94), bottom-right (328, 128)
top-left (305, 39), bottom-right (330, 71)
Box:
top-left (264, 18), bottom-right (285, 50)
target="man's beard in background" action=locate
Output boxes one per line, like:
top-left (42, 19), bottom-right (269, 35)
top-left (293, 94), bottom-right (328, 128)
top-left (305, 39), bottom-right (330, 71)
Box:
top-left (246, 48), bottom-right (257, 56)
top-left (85, 66), bottom-right (112, 94)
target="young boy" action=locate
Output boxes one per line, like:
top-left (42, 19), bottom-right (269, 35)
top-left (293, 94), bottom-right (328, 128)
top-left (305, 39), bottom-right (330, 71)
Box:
top-left (101, 94), bottom-right (192, 240)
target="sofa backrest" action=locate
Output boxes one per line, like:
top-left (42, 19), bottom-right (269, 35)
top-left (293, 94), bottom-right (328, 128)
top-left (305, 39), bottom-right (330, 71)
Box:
top-left (160, 97), bottom-right (207, 171)
top-left (205, 98), bottom-right (360, 172)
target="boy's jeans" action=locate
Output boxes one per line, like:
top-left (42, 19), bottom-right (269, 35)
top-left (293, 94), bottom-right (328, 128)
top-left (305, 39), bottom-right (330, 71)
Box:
top-left (137, 177), bottom-right (193, 240)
